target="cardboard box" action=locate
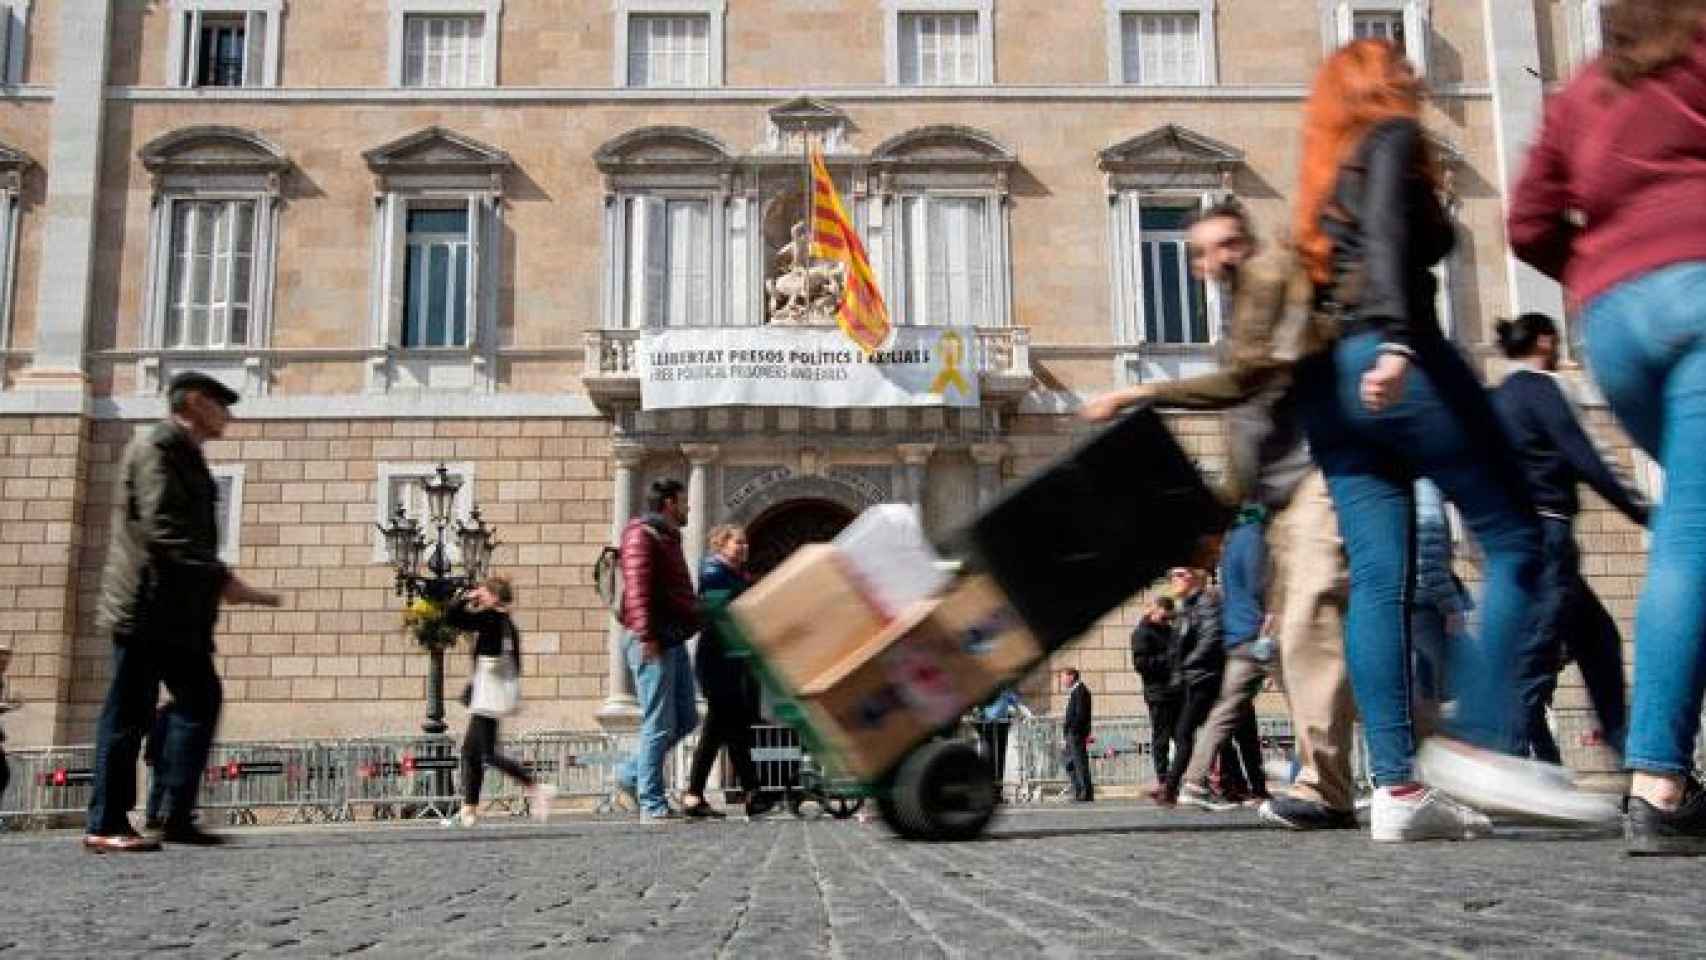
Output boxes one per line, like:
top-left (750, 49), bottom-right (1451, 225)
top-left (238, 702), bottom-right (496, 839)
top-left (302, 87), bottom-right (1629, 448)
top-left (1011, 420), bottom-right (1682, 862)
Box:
top-left (728, 544), bottom-right (889, 693)
top-left (799, 575), bottom-right (1042, 780)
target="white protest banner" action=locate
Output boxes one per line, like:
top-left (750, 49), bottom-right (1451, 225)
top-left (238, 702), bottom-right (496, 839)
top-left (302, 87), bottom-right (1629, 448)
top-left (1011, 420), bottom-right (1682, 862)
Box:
top-left (638, 326), bottom-right (981, 410)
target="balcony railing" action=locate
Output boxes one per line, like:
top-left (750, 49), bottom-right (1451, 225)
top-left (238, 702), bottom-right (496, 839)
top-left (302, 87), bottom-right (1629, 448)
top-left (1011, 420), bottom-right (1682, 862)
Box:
top-left (582, 325), bottom-right (1033, 405)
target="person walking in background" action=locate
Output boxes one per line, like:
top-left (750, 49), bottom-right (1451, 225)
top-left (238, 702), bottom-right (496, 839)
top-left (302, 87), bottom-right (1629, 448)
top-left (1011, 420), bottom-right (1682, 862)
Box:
top-left (1410, 479), bottom-right (1473, 733)
top-left (615, 479), bottom-right (702, 823)
top-left (1157, 567), bottom-right (1225, 807)
top-left (1506, 0), bottom-right (1706, 854)
top-left (1060, 668), bottom-right (1094, 803)
top-left (975, 686), bottom-right (1031, 804)
top-left (445, 577), bottom-right (554, 829)
top-left (1131, 597), bottom-right (1183, 793)
top-left (1179, 508), bottom-right (1273, 809)
top-left (1289, 40), bottom-right (1609, 841)
top-left (1083, 199), bottom-right (1360, 831)
top-left (1491, 313), bottom-right (1649, 763)
top-left (683, 524), bottom-right (773, 819)
top-left (84, 372), bottom-right (282, 852)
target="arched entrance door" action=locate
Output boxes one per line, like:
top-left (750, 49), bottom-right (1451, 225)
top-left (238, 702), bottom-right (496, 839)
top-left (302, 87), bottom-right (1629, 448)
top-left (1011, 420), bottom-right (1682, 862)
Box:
top-left (745, 497), bottom-right (856, 579)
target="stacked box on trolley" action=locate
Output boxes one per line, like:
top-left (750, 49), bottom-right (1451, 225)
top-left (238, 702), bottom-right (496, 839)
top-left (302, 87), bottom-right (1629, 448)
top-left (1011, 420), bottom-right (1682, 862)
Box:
top-left (729, 408), bottom-right (1226, 788)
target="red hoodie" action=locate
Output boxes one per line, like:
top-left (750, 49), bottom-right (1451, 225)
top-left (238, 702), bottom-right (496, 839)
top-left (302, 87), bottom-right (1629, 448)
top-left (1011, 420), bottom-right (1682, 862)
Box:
top-left (1508, 32), bottom-right (1706, 306)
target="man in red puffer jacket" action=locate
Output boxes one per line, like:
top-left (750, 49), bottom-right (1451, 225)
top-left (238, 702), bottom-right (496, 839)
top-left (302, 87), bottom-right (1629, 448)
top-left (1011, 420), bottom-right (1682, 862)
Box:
top-left (614, 479), bottom-right (702, 821)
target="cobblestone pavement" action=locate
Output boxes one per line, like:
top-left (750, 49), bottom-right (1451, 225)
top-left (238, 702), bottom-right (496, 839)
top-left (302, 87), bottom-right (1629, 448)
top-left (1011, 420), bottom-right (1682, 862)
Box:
top-left (3, 802), bottom-right (1703, 959)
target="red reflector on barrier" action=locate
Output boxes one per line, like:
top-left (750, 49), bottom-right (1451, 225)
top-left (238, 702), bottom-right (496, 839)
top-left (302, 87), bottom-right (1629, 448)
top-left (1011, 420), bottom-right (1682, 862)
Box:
top-left (225, 762), bottom-right (241, 780)
top-left (401, 754), bottom-right (415, 775)
top-left (51, 768), bottom-right (68, 787)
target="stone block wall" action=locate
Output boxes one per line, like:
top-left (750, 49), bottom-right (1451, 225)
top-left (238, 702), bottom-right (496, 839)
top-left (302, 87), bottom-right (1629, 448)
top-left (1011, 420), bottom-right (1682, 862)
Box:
top-left (0, 415), bottom-right (91, 747)
top-left (49, 415), bottom-right (617, 745)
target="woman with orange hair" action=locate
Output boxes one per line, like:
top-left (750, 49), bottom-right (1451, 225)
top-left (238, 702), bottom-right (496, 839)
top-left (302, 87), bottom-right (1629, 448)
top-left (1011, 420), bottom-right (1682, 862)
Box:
top-left (1288, 41), bottom-right (1611, 841)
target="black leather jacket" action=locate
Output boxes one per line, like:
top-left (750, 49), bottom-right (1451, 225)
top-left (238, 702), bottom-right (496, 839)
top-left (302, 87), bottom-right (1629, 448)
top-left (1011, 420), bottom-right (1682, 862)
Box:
top-left (1322, 117), bottom-right (1456, 351)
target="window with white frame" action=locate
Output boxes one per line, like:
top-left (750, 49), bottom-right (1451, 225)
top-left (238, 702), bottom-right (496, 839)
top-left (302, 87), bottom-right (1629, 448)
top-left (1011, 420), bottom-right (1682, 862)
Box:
top-left (402, 208), bottom-right (472, 347)
top-left (388, 0), bottom-right (501, 88)
top-left (623, 196), bottom-right (711, 328)
top-left (899, 195), bottom-right (993, 327)
top-left (404, 15), bottom-right (483, 87)
top-left (0, 147), bottom-right (28, 353)
top-left (0, 1), bottom-right (28, 85)
top-left (211, 465), bottom-right (244, 565)
top-left (164, 200), bottom-right (258, 349)
top-left (1326, 1), bottom-right (1428, 75)
top-left (140, 128), bottom-right (286, 367)
top-left (1352, 9), bottom-right (1402, 43)
top-left (168, 0), bottom-right (284, 88)
top-left (1121, 13), bottom-right (1202, 85)
top-left (374, 463), bottom-right (475, 563)
top-left (615, 1), bottom-right (725, 88)
top-left (627, 15), bottom-right (710, 87)
top-left (899, 13), bottom-right (980, 85)
top-left (1114, 200), bottom-right (1211, 345)
top-left (886, 1), bottom-right (993, 86)
top-left (1571, 0), bottom-right (1606, 66)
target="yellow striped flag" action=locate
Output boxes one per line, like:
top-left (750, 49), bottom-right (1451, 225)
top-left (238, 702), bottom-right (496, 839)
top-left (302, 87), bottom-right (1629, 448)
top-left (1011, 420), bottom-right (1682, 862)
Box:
top-left (808, 146), bottom-right (892, 355)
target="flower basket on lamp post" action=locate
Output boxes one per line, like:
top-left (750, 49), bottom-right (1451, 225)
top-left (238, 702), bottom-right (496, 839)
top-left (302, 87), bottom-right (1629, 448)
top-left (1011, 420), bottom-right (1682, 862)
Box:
top-left (375, 465), bottom-right (500, 736)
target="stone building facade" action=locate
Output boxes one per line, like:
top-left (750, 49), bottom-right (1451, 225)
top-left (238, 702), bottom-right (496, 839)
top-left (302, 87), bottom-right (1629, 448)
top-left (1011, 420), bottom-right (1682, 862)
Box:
top-left (0, 0), bottom-right (1648, 747)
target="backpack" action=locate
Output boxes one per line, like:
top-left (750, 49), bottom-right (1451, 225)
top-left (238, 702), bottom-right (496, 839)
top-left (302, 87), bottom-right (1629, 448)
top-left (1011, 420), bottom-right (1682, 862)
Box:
top-left (592, 520), bottom-right (663, 623)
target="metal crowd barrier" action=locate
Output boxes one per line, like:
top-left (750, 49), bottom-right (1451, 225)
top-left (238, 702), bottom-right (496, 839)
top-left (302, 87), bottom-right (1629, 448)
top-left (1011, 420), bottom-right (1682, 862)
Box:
top-left (0, 746), bottom-right (97, 830)
top-left (6, 714), bottom-right (1706, 830)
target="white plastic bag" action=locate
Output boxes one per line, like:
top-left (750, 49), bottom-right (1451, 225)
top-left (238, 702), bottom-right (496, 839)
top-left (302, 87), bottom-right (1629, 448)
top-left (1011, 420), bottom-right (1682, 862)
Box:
top-left (832, 503), bottom-right (948, 617)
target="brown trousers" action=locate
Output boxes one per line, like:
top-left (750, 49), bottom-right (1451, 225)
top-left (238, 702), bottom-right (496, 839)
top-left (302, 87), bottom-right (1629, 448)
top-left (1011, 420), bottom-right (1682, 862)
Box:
top-left (1267, 470), bottom-right (1359, 811)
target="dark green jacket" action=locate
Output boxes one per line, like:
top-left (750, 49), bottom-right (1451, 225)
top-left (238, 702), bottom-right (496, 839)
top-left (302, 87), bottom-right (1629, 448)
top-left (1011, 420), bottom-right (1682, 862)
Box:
top-left (98, 421), bottom-right (228, 649)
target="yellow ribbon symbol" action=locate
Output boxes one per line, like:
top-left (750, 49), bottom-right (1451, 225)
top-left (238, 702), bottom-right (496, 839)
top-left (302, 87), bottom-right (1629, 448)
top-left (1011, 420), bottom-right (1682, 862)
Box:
top-left (929, 330), bottom-right (972, 397)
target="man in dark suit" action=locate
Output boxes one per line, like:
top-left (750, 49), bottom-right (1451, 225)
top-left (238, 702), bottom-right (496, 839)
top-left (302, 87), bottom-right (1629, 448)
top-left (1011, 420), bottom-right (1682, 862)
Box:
top-left (1060, 668), bottom-right (1094, 802)
top-left (83, 372), bottom-right (281, 852)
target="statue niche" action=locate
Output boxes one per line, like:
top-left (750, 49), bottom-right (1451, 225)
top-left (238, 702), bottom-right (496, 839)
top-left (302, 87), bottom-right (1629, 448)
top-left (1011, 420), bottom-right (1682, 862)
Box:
top-left (762, 189), bottom-right (845, 326)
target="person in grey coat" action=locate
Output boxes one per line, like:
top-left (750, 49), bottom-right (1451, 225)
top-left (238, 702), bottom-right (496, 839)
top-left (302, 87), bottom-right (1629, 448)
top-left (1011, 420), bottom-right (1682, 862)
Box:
top-left (83, 372), bottom-right (280, 852)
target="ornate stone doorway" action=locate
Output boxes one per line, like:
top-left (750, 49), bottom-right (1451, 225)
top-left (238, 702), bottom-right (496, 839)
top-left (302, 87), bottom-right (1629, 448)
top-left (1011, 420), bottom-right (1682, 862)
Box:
top-left (745, 497), bottom-right (856, 579)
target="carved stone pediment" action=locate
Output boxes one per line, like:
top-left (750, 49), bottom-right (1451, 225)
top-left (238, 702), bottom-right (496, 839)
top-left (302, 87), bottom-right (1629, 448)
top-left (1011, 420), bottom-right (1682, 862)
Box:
top-left (872, 125), bottom-right (1016, 166)
top-left (1098, 124), bottom-right (1244, 172)
top-left (363, 126), bottom-right (512, 175)
top-left (1099, 124), bottom-right (1244, 192)
top-left (140, 126), bottom-right (290, 176)
top-left (0, 140), bottom-right (32, 192)
top-left (767, 97), bottom-right (847, 132)
top-left (594, 126), bottom-right (733, 170)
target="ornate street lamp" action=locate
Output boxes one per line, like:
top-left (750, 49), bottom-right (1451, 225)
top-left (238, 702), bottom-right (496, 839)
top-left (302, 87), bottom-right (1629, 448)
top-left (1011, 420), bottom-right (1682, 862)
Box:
top-left (375, 464), bottom-right (500, 735)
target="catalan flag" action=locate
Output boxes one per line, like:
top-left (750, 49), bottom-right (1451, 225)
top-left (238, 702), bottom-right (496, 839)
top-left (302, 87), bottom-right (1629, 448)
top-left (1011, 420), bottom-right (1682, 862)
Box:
top-left (808, 146), bottom-right (892, 355)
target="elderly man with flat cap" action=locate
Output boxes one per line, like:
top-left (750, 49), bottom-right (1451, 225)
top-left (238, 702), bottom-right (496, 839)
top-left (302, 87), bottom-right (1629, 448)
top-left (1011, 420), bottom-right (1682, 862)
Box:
top-left (83, 371), bottom-right (280, 852)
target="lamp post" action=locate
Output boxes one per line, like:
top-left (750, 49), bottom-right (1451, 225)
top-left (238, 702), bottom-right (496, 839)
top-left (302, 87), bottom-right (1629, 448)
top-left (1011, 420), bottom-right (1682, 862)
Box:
top-left (375, 464), bottom-right (499, 735)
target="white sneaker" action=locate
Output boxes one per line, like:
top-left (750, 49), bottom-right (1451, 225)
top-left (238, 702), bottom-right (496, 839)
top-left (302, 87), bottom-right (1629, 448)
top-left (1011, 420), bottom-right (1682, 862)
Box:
top-left (1370, 787), bottom-right (1494, 842)
top-left (1415, 739), bottom-right (1618, 825)
top-left (442, 810), bottom-right (479, 830)
top-left (529, 783), bottom-right (558, 824)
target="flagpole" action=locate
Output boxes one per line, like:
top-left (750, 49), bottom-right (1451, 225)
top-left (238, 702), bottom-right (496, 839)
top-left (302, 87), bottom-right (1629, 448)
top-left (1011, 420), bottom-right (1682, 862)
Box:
top-left (802, 128), bottom-right (814, 282)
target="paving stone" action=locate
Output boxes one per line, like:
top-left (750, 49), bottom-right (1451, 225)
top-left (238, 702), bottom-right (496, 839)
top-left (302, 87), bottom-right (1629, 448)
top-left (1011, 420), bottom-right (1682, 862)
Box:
top-left (4, 803), bottom-right (1704, 958)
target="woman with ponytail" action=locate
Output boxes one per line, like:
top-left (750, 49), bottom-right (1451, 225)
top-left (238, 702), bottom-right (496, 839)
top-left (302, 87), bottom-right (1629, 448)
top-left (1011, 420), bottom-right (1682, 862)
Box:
top-left (1509, 0), bottom-right (1706, 855)
top-left (1290, 40), bottom-right (1612, 842)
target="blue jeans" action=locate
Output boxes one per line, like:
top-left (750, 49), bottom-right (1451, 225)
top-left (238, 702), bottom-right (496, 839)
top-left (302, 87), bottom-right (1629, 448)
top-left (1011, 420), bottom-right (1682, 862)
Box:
top-left (1296, 331), bottom-right (1542, 785)
top-left (1582, 261), bottom-right (1706, 776)
top-left (617, 636), bottom-right (698, 815)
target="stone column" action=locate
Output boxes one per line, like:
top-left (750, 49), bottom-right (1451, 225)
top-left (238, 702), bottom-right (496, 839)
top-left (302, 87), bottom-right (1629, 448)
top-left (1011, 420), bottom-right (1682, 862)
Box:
top-left (597, 442), bottom-right (647, 730)
top-left (17, 1), bottom-right (113, 390)
top-left (1482, 0), bottom-right (1566, 322)
top-left (970, 442), bottom-right (1009, 510)
top-left (681, 443), bottom-right (719, 581)
top-left (897, 443), bottom-right (936, 525)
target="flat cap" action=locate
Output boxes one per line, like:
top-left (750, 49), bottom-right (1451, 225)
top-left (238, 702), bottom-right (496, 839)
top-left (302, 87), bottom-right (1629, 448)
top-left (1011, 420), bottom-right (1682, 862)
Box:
top-left (167, 371), bottom-right (240, 406)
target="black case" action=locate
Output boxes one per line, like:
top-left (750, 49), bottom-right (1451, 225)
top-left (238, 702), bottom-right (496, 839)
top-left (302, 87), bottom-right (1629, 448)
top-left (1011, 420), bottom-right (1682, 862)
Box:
top-left (966, 407), bottom-right (1231, 652)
